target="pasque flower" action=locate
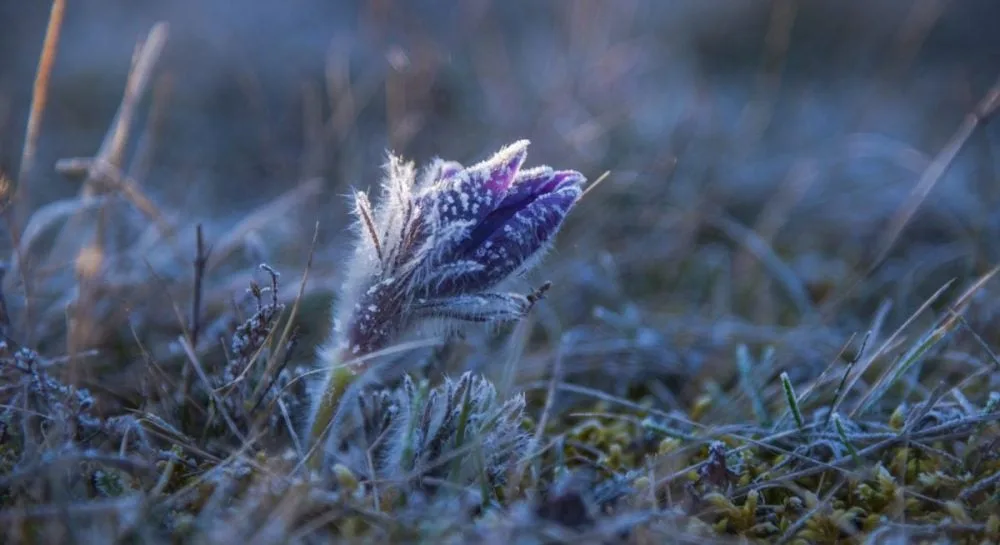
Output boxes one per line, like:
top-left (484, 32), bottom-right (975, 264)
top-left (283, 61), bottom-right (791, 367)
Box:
top-left (307, 140), bottom-right (585, 461)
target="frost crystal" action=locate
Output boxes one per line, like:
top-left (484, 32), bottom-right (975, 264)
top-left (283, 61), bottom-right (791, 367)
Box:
top-left (330, 140), bottom-right (585, 367)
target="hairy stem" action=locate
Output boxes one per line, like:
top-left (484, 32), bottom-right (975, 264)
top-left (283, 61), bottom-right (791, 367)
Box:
top-left (306, 363), bottom-right (359, 469)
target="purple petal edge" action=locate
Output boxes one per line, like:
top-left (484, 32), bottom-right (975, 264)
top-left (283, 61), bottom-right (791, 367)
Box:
top-left (453, 185), bottom-right (582, 291)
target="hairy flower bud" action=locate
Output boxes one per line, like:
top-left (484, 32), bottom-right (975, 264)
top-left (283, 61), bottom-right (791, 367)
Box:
top-left (307, 140), bottom-right (585, 460)
top-left (330, 139), bottom-right (585, 367)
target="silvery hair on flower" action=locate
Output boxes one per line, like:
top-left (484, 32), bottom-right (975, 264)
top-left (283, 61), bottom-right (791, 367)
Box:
top-left (322, 139), bottom-right (586, 371)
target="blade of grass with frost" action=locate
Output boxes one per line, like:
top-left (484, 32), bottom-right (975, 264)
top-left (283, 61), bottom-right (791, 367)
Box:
top-left (852, 267), bottom-right (999, 417)
top-left (736, 344), bottom-right (771, 427)
top-left (306, 140), bottom-right (586, 465)
top-left (780, 372), bottom-right (804, 433)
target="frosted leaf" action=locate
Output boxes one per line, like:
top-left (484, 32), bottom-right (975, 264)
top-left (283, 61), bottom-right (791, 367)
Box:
top-left (411, 292), bottom-right (535, 323)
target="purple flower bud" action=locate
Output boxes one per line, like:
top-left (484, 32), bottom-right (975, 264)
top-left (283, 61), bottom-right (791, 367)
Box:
top-left (330, 140), bottom-right (586, 367)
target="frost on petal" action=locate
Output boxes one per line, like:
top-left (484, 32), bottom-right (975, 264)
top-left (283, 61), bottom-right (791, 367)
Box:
top-left (341, 277), bottom-right (406, 359)
top-left (504, 168), bottom-right (584, 207)
top-left (469, 184), bottom-right (583, 287)
top-left (459, 169), bottom-right (586, 255)
top-left (418, 159), bottom-right (465, 190)
top-left (428, 169), bottom-right (585, 294)
top-left (422, 140), bottom-right (529, 232)
top-left (438, 160), bottom-right (464, 180)
top-left (465, 139), bottom-right (531, 199)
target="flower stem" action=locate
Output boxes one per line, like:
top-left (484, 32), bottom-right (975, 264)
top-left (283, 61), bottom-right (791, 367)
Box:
top-left (306, 363), bottom-right (358, 469)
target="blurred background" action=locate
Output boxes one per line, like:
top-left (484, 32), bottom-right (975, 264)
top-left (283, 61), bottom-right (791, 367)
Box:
top-left (1, 0), bottom-right (999, 407)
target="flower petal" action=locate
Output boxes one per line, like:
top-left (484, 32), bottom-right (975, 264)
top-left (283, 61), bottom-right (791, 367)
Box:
top-left (424, 140), bottom-right (529, 229)
top-left (438, 160), bottom-right (464, 180)
top-left (419, 159), bottom-right (465, 189)
top-left (431, 184), bottom-right (581, 294)
top-left (454, 169), bottom-right (586, 262)
top-left (466, 139), bottom-right (531, 196)
top-left (474, 185), bottom-right (582, 281)
top-left (504, 168), bottom-right (585, 207)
